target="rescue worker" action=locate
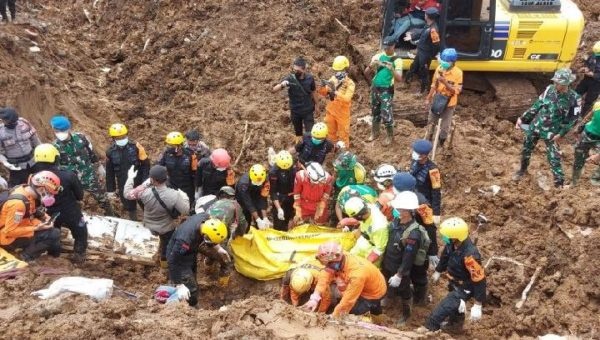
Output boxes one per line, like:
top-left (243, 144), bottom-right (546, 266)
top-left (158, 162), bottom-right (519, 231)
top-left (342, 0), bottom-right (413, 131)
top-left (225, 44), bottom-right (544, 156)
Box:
top-left (410, 139), bottom-right (441, 225)
top-left (573, 101), bottom-right (600, 185)
top-left (332, 151), bottom-right (366, 190)
top-left (295, 122), bottom-right (334, 166)
top-left (425, 48), bottom-right (463, 147)
top-left (334, 184), bottom-right (378, 224)
top-left (105, 123), bottom-right (150, 220)
top-left (0, 107), bottom-right (41, 186)
top-left (280, 258), bottom-right (326, 309)
top-left (514, 68), bottom-right (582, 187)
top-left (292, 162), bottom-right (333, 225)
top-left (404, 7), bottom-right (440, 95)
top-left (343, 197), bottom-right (389, 267)
top-left (576, 41), bottom-right (600, 115)
top-left (382, 191), bottom-right (430, 325)
top-left (385, 0), bottom-right (440, 45)
top-left (0, 171), bottom-right (61, 262)
top-left (366, 37), bottom-right (403, 146)
top-left (184, 129), bottom-right (211, 160)
top-left (303, 241), bottom-right (387, 317)
top-left (123, 165), bottom-right (189, 268)
top-left (166, 214), bottom-right (229, 306)
top-left (272, 57), bottom-right (321, 144)
top-left (50, 115), bottom-right (113, 215)
top-left (318, 55), bottom-right (356, 147)
top-left (425, 217), bottom-right (486, 331)
top-left (235, 164), bottom-right (271, 230)
top-left (32, 144), bottom-right (88, 263)
top-left (196, 148), bottom-right (235, 198)
top-left (373, 163), bottom-right (397, 221)
top-left (269, 150), bottom-right (297, 231)
top-left (158, 131), bottom-right (198, 208)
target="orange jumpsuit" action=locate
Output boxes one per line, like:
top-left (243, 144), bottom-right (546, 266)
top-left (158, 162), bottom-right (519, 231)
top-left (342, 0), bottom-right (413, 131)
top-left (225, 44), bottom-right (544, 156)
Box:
top-left (318, 76), bottom-right (355, 147)
top-left (280, 259), bottom-right (328, 311)
top-left (376, 187), bottom-right (395, 221)
top-left (0, 186), bottom-right (45, 246)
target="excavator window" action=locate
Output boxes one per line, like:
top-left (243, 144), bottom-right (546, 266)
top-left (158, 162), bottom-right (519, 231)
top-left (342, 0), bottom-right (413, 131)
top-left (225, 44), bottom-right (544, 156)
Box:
top-left (444, 0), bottom-right (493, 56)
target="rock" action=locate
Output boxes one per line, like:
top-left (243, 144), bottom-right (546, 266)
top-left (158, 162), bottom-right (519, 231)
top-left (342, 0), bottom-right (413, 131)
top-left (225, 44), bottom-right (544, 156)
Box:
top-left (491, 168), bottom-right (504, 176)
top-left (56, 49), bottom-right (67, 57)
top-left (29, 46), bottom-right (41, 53)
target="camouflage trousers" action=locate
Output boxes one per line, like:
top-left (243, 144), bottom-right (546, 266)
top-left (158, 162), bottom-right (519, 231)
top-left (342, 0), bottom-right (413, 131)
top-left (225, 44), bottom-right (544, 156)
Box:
top-left (520, 131), bottom-right (564, 185)
top-left (370, 88), bottom-right (394, 127)
top-left (80, 171), bottom-right (112, 212)
top-left (573, 130), bottom-right (600, 185)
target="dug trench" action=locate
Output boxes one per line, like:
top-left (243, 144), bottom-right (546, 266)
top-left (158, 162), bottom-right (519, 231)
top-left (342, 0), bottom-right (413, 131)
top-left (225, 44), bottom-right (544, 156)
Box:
top-left (0, 0), bottom-right (599, 339)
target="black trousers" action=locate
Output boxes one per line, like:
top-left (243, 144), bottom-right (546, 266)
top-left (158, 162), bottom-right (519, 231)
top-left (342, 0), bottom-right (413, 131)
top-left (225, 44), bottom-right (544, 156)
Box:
top-left (406, 52), bottom-right (434, 93)
top-left (575, 77), bottom-right (600, 116)
top-left (0, 0), bottom-right (16, 20)
top-left (383, 261), bottom-right (428, 302)
top-left (158, 230), bottom-right (174, 261)
top-left (54, 210), bottom-right (88, 255)
top-left (349, 296), bottom-right (383, 316)
top-left (5, 228), bottom-right (61, 260)
top-left (167, 247), bottom-right (199, 306)
top-left (425, 283), bottom-right (472, 331)
top-left (291, 111), bottom-right (315, 137)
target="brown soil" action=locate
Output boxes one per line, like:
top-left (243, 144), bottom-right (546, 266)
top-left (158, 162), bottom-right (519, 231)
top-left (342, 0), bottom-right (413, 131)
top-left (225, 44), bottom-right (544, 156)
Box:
top-left (0, 0), bottom-right (599, 339)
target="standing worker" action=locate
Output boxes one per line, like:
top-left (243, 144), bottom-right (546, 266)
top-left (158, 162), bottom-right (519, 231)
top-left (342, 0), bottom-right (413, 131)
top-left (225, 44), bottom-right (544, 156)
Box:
top-left (424, 217), bottom-right (486, 331)
top-left (0, 0), bottom-right (16, 23)
top-left (513, 68), bottom-right (582, 188)
top-left (318, 56), bottom-right (356, 148)
top-left (573, 101), bottom-right (600, 185)
top-left (0, 107), bottom-right (41, 187)
top-left (366, 37), bottom-right (403, 145)
top-left (425, 48), bottom-right (463, 147)
top-left (343, 197), bottom-right (389, 267)
top-left (292, 162), bottom-right (333, 226)
top-left (372, 163), bottom-right (397, 221)
top-left (185, 129), bottom-right (211, 160)
top-left (295, 122), bottom-right (334, 166)
top-left (575, 41), bottom-right (600, 115)
top-left (158, 131), bottom-right (198, 209)
top-left (409, 140), bottom-right (442, 226)
top-left (33, 144), bottom-right (88, 263)
top-left (272, 57), bottom-right (321, 144)
top-left (105, 123), bottom-right (150, 220)
top-left (269, 150), bottom-right (297, 231)
top-left (235, 164), bottom-right (271, 230)
top-left (50, 115), bottom-right (113, 215)
top-left (196, 148), bottom-right (235, 198)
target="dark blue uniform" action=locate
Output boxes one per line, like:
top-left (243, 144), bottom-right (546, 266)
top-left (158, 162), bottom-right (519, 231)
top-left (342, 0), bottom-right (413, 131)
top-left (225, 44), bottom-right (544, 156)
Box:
top-left (410, 159), bottom-right (441, 216)
top-left (105, 140), bottom-right (150, 213)
top-left (268, 165), bottom-right (296, 231)
top-left (295, 135), bottom-right (334, 165)
top-left (158, 147), bottom-right (196, 208)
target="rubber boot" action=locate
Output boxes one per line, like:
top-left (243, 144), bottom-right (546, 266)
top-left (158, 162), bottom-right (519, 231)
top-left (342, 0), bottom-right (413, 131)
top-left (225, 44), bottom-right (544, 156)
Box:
top-left (572, 168), bottom-right (582, 186)
top-left (413, 285), bottom-right (428, 306)
top-left (396, 299), bottom-right (412, 326)
top-left (368, 122), bottom-right (380, 142)
top-left (128, 210), bottom-right (138, 221)
top-left (383, 126), bottom-right (394, 146)
top-left (591, 167), bottom-right (600, 186)
top-left (512, 163), bottom-right (527, 182)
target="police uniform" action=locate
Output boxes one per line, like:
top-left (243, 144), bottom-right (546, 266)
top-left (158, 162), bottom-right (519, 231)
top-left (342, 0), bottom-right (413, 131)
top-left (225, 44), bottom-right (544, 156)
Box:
top-left (158, 147), bottom-right (197, 209)
top-left (268, 165), bottom-right (296, 231)
top-left (405, 8), bottom-right (440, 93)
top-left (0, 109), bottom-right (41, 187)
top-left (410, 159), bottom-right (441, 216)
top-left (295, 134), bottom-right (334, 165)
top-left (235, 173), bottom-right (269, 229)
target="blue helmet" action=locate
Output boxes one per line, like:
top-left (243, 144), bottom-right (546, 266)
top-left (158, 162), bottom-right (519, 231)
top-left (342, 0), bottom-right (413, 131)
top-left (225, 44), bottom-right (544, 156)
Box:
top-left (50, 115), bottom-right (71, 131)
top-left (440, 48), bottom-right (458, 62)
top-left (412, 139), bottom-right (433, 154)
top-left (393, 172), bottom-right (417, 192)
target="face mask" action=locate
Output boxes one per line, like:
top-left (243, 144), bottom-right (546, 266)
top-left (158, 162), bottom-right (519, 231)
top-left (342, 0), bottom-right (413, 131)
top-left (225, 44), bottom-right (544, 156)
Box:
top-left (55, 131), bottom-right (70, 141)
top-left (251, 180), bottom-right (264, 186)
top-left (412, 151), bottom-right (421, 161)
top-left (312, 137), bottom-right (324, 145)
top-left (439, 60), bottom-right (451, 70)
top-left (442, 235), bottom-right (452, 245)
top-left (328, 261), bottom-right (342, 271)
top-left (335, 72), bottom-right (347, 81)
top-left (392, 208), bottom-right (401, 219)
top-left (4, 122), bottom-right (17, 129)
top-left (41, 194), bottom-right (56, 207)
top-left (216, 167), bottom-right (226, 172)
top-left (115, 138), bottom-right (128, 147)
top-left (376, 183), bottom-right (386, 191)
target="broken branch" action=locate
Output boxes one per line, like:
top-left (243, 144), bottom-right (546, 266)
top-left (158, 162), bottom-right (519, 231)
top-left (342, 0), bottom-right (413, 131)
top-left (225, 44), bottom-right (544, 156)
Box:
top-left (334, 18), bottom-right (351, 35)
top-left (233, 121), bottom-right (251, 167)
top-left (515, 266), bottom-right (542, 309)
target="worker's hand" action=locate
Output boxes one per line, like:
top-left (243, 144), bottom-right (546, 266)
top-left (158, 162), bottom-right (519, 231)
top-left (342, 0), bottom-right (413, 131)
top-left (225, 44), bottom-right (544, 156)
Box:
top-left (302, 292), bottom-right (321, 312)
top-left (281, 80), bottom-right (290, 88)
top-left (35, 222), bottom-right (53, 231)
top-left (431, 271), bottom-right (441, 283)
top-left (586, 153), bottom-right (600, 164)
top-left (458, 299), bottom-right (466, 313)
top-left (551, 134), bottom-right (562, 143)
top-left (424, 96), bottom-right (431, 106)
top-left (403, 32), bottom-right (412, 41)
top-left (335, 141), bottom-right (346, 150)
top-left (292, 215), bottom-right (304, 226)
top-left (127, 165), bottom-right (138, 179)
top-left (428, 255), bottom-right (440, 269)
top-left (277, 208), bottom-right (285, 221)
top-left (2, 161), bottom-right (21, 171)
top-left (470, 303), bottom-right (482, 321)
top-left (256, 217), bottom-right (268, 230)
top-left (433, 215), bottom-right (441, 225)
top-left (214, 245), bottom-right (231, 263)
top-left (388, 274), bottom-right (402, 288)
top-left (175, 284), bottom-right (191, 301)
top-left (515, 117), bottom-right (522, 130)
top-left (218, 275), bottom-right (231, 287)
top-left (337, 217), bottom-right (359, 229)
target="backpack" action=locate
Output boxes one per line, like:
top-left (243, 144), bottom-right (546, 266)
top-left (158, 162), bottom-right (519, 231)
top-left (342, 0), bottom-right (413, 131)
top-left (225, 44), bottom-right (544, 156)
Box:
top-left (401, 222), bottom-right (431, 266)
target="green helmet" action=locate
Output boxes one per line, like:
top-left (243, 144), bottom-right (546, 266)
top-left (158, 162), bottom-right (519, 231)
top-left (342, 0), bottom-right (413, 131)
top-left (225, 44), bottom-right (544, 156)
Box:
top-left (333, 151), bottom-right (357, 170)
top-left (551, 68), bottom-right (576, 86)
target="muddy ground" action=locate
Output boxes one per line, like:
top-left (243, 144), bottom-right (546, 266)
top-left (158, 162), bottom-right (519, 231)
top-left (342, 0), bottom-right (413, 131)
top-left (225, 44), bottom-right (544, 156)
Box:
top-left (0, 0), bottom-right (599, 339)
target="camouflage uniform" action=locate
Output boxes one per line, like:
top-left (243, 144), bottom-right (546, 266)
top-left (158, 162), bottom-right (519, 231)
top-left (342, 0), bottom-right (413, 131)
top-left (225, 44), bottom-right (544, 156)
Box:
top-left (518, 84), bottom-right (581, 186)
top-left (53, 132), bottom-right (112, 213)
top-left (573, 102), bottom-right (600, 185)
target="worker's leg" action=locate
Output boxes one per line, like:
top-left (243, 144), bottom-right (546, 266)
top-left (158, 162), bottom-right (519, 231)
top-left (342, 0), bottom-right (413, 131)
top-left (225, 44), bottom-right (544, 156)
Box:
top-left (56, 213), bottom-right (88, 261)
top-left (324, 112), bottom-right (338, 144)
top-left (396, 276), bottom-right (413, 324)
top-left (303, 111), bottom-right (315, 135)
top-left (519, 131), bottom-right (539, 172)
top-left (544, 138), bottom-right (565, 187)
top-left (0, 0), bottom-right (7, 21)
top-left (412, 263), bottom-right (429, 305)
top-left (338, 112), bottom-right (350, 148)
top-left (349, 296), bottom-right (383, 316)
top-left (582, 81), bottom-right (600, 115)
top-left (380, 89), bottom-right (394, 142)
top-left (572, 131), bottom-right (594, 185)
top-left (424, 289), bottom-right (466, 331)
top-left (418, 54), bottom-right (433, 94)
top-left (290, 112), bottom-right (304, 138)
top-left (438, 106), bottom-right (455, 145)
top-left (22, 228), bottom-right (62, 261)
top-left (405, 54), bottom-right (421, 84)
top-left (84, 175), bottom-right (114, 215)
top-left (7, 0), bottom-right (14, 19)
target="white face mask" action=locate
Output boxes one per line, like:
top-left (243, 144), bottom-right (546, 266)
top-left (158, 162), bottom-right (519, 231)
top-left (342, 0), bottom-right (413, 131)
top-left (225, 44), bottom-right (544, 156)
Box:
top-left (55, 131), bottom-right (70, 141)
top-left (115, 137), bottom-right (129, 147)
top-left (216, 167), bottom-right (226, 171)
top-left (411, 151), bottom-right (421, 161)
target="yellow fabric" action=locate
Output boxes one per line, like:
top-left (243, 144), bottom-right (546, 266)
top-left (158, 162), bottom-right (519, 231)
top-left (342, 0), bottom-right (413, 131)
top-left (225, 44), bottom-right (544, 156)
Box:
top-left (231, 224), bottom-right (356, 281)
top-left (0, 247), bottom-right (28, 273)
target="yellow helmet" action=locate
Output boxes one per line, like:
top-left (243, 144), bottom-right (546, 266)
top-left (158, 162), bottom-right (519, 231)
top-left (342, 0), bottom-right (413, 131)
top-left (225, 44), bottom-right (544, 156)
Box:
top-left (344, 196), bottom-right (368, 218)
top-left (439, 217), bottom-right (469, 242)
top-left (165, 131), bottom-right (185, 145)
top-left (332, 55), bottom-right (350, 71)
top-left (593, 100), bottom-right (600, 113)
top-left (290, 268), bottom-right (314, 294)
top-left (200, 218), bottom-right (228, 244)
top-left (34, 143), bottom-right (60, 163)
top-left (249, 164), bottom-right (267, 184)
top-left (109, 123), bottom-right (128, 137)
top-left (311, 122), bottom-right (328, 139)
top-left (593, 41), bottom-right (600, 56)
top-left (275, 150), bottom-right (293, 170)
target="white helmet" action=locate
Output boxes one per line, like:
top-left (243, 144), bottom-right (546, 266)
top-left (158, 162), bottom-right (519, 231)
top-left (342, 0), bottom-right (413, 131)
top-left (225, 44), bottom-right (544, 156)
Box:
top-left (391, 191), bottom-right (419, 210)
top-left (373, 164), bottom-right (397, 183)
top-left (306, 162), bottom-right (326, 183)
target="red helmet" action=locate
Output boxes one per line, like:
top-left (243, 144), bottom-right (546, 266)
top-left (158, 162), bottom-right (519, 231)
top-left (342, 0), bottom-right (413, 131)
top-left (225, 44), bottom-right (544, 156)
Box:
top-left (29, 170), bottom-right (61, 194)
top-left (317, 241), bottom-right (343, 263)
top-left (210, 148), bottom-right (231, 168)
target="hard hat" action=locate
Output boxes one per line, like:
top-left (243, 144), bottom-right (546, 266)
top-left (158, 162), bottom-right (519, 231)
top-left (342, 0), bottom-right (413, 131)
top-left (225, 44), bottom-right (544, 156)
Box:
top-left (249, 164), bottom-right (267, 184)
top-left (593, 100), bottom-right (600, 113)
top-left (390, 191), bottom-right (419, 210)
top-left (306, 162), bottom-right (326, 183)
top-left (210, 148), bottom-right (231, 168)
top-left (344, 196), bottom-right (368, 218)
top-left (29, 170), bottom-right (61, 195)
top-left (200, 218), bottom-right (228, 244)
top-left (311, 122), bottom-right (328, 139)
top-left (332, 56), bottom-right (350, 71)
top-left (393, 172), bottom-right (417, 192)
top-left (34, 144), bottom-right (60, 164)
top-left (275, 150), bottom-right (293, 170)
top-left (373, 164), bottom-right (397, 183)
top-left (219, 186), bottom-right (235, 197)
top-left (382, 37), bottom-right (396, 47)
top-left (185, 129), bottom-right (202, 141)
top-left (290, 268), bottom-right (314, 294)
top-left (440, 48), bottom-right (458, 62)
top-left (109, 123), bottom-right (128, 137)
top-left (50, 115), bottom-right (71, 131)
top-left (425, 7), bottom-right (439, 17)
top-left (317, 241), bottom-right (343, 262)
top-left (165, 131), bottom-right (185, 145)
top-left (439, 217), bottom-right (469, 242)
top-left (412, 139), bottom-right (433, 155)
top-left (551, 68), bottom-right (576, 86)
top-left (593, 41), bottom-right (600, 56)
top-left (333, 151), bottom-right (357, 170)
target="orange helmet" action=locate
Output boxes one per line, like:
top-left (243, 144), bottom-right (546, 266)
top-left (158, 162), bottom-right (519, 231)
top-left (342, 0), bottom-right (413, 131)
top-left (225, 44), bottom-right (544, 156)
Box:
top-left (316, 241), bottom-right (343, 263)
top-left (29, 170), bottom-right (61, 195)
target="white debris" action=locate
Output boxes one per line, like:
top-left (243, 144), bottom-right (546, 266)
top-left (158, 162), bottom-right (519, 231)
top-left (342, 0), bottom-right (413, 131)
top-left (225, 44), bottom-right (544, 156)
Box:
top-left (29, 46), bottom-right (41, 53)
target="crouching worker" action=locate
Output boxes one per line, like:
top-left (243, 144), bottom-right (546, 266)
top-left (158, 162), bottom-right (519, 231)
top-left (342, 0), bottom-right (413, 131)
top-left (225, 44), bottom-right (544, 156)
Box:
top-left (166, 214), bottom-right (229, 306)
top-left (0, 171), bottom-right (62, 262)
top-left (280, 258), bottom-right (326, 309)
top-left (302, 241), bottom-right (387, 318)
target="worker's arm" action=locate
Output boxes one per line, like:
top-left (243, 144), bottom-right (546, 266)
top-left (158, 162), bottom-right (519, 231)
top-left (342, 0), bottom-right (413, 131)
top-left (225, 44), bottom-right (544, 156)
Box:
top-left (123, 175), bottom-right (137, 200)
top-left (136, 143), bottom-right (150, 182)
top-left (392, 58), bottom-right (403, 82)
top-left (174, 190), bottom-right (191, 215)
top-left (336, 78), bottom-right (355, 103)
top-left (424, 223), bottom-right (438, 256)
top-left (105, 150), bottom-right (116, 192)
top-left (370, 224), bottom-right (389, 259)
top-left (397, 230), bottom-right (420, 277)
top-left (559, 98), bottom-right (583, 137)
top-left (435, 244), bottom-right (450, 273)
top-left (238, 182), bottom-right (258, 219)
top-left (429, 168), bottom-right (442, 216)
top-left (464, 255), bottom-right (487, 304)
top-left (313, 268), bottom-right (334, 296)
top-left (272, 75), bottom-right (290, 92)
top-left (332, 274), bottom-right (366, 317)
top-left (29, 130), bottom-right (41, 148)
top-left (71, 172), bottom-right (85, 201)
top-left (0, 201), bottom-right (38, 241)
